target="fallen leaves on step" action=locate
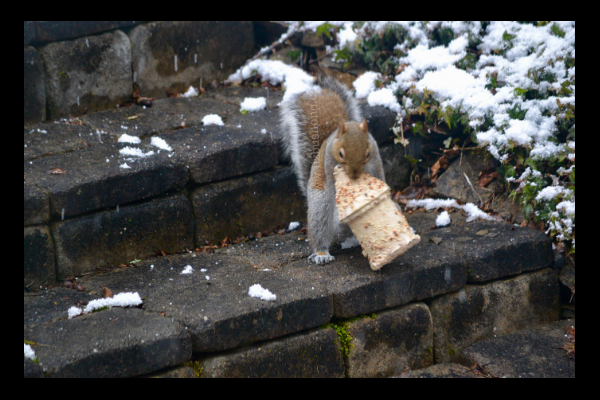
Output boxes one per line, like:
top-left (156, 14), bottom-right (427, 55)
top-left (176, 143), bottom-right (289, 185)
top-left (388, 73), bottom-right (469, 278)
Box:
top-left (563, 326), bottom-right (576, 359)
top-left (470, 363), bottom-right (495, 378)
top-left (102, 287), bottom-right (113, 299)
top-left (47, 168), bottom-right (67, 175)
top-left (477, 168), bottom-right (500, 188)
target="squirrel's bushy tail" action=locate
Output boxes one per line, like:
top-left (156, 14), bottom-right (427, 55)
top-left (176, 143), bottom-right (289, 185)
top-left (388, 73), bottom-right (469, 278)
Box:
top-left (279, 75), bottom-right (362, 196)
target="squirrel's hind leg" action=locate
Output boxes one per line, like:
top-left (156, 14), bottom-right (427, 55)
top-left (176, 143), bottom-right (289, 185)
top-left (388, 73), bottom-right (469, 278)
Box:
top-left (307, 185), bottom-right (337, 265)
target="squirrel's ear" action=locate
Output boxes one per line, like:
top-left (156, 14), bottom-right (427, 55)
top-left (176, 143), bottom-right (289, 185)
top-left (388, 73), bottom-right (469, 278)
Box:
top-left (360, 119), bottom-right (368, 134)
top-left (336, 122), bottom-right (347, 138)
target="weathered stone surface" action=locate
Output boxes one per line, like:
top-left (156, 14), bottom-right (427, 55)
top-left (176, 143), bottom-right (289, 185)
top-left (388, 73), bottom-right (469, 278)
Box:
top-left (192, 167), bottom-right (306, 244)
top-left (253, 21), bottom-right (288, 48)
top-left (24, 183), bottom-right (49, 226)
top-left (559, 264), bottom-right (575, 293)
top-left (24, 123), bottom-right (94, 161)
top-left (35, 21), bottom-right (142, 43)
top-left (379, 143), bottom-right (411, 192)
top-left (24, 288), bottom-right (97, 328)
top-left (200, 328), bottom-right (345, 378)
top-left (24, 358), bottom-right (44, 378)
top-left (24, 142), bottom-right (187, 219)
top-left (394, 363), bottom-right (479, 378)
top-left (146, 366), bottom-right (198, 378)
top-left (360, 102), bottom-right (396, 146)
top-left (77, 252), bottom-right (333, 353)
top-left (285, 236), bottom-right (467, 318)
top-left (24, 226), bottom-right (56, 288)
top-left (431, 268), bottom-right (560, 364)
top-left (159, 123), bottom-right (279, 186)
top-left (429, 221), bottom-right (553, 283)
top-left (301, 31), bottom-right (326, 48)
top-left (24, 21), bottom-right (35, 45)
top-left (24, 308), bottom-right (192, 378)
top-left (434, 152), bottom-right (524, 223)
top-left (39, 30), bottom-right (132, 119)
top-left (50, 193), bottom-right (194, 278)
top-left (462, 319), bottom-right (575, 378)
top-left (129, 21), bottom-right (255, 98)
top-left (405, 209), bottom-right (468, 235)
top-left (346, 304), bottom-right (434, 378)
top-left (24, 47), bottom-right (46, 126)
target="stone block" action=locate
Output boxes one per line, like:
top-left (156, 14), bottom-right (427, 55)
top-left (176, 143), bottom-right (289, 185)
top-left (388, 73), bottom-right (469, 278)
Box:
top-left (24, 123), bottom-right (93, 162)
top-left (24, 358), bottom-right (44, 378)
top-left (286, 238), bottom-right (466, 319)
top-left (192, 167), bottom-right (306, 244)
top-left (24, 142), bottom-right (188, 219)
top-left (24, 308), bottom-right (192, 378)
top-left (159, 123), bottom-right (279, 186)
top-left (129, 21), bottom-right (255, 98)
top-left (39, 30), bottom-right (132, 119)
top-left (253, 21), bottom-right (288, 48)
top-left (200, 328), bottom-right (345, 378)
top-left (24, 21), bottom-right (35, 45)
top-left (76, 253), bottom-right (333, 354)
top-left (394, 363), bottom-right (479, 378)
top-left (35, 21), bottom-right (142, 43)
top-left (425, 221), bottom-right (554, 283)
top-left (24, 183), bottom-right (49, 226)
top-left (378, 143), bottom-right (411, 192)
top-left (346, 303), bottom-right (434, 378)
top-left (462, 319), bottom-right (575, 378)
top-left (361, 102), bottom-right (396, 146)
top-left (50, 193), bottom-right (195, 278)
top-left (433, 151), bottom-right (524, 223)
top-left (24, 288), bottom-right (97, 328)
top-left (405, 209), bottom-right (468, 235)
top-left (431, 268), bottom-right (560, 364)
top-left (24, 47), bottom-right (46, 126)
top-left (24, 225), bottom-right (55, 288)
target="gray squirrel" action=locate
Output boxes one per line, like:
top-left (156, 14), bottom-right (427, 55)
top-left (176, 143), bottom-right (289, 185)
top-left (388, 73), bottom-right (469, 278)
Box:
top-left (280, 75), bottom-right (386, 264)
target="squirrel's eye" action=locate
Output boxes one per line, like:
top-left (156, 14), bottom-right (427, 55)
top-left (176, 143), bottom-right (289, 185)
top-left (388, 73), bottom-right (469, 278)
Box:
top-left (339, 148), bottom-right (345, 159)
top-left (366, 151), bottom-right (371, 159)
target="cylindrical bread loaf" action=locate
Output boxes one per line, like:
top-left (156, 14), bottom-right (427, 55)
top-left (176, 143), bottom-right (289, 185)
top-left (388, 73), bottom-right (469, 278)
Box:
top-left (334, 165), bottom-right (421, 270)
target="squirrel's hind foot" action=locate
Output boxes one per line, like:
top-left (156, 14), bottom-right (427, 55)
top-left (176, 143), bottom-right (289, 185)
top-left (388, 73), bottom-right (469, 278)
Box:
top-left (309, 251), bottom-right (335, 265)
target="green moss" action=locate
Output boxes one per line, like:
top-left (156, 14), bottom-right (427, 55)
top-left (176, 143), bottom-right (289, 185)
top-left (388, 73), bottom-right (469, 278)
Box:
top-left (184, 361), bottom-right (203, 378)
top-left (91, 306), bottom-right (109, 313)
top-left (323, 313), bottom-right (377, 357)
top-left (57, 71), bottom-right (68, 80)
top-left (448, 346), bottom-right (456, 356)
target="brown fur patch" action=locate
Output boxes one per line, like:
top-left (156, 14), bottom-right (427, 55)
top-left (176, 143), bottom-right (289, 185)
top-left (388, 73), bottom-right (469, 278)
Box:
top-left (309, 142), bottom-right (327, 190)
top-left (297, 89), bottom-right (349, 168)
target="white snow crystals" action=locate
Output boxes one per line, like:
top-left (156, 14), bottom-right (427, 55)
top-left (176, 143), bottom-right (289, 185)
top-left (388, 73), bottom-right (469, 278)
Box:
top-left (181, 265), bottom-right (194, 275)
top-left (353, 71), bottom-right (381, 99)
top-left (68, 292), bottom-right (143, 319)
top-left (117, 134), bottom-right (141, 144)
top-left (202, 114), bottom-right (224, 126)
top-left (150, 137), bottom-right (173, 152)
top-left (406, 199), bottom-right (497, 223)
top-left (241, 97), bottom-right (267, 112)
top-left (24, 344), bottom-right (36, 361)
top-left (119, 163), bottom-right (131, 169)
top-left (367, 88), bottom-right (401, 113)
top-left (436, 211), bottom-right (452, 227)
top-left (288, 221), bottom-right (301, 231)
top-left (181, 86), bottom-right (199, 98)
top-left (248, 284), bottom-right (277, 301)
top-left (119, 147), bottom-right (155, 158)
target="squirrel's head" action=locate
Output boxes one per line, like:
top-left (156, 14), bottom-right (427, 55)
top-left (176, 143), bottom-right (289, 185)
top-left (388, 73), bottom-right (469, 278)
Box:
top-left (332, 119), bottom-right (372, 180)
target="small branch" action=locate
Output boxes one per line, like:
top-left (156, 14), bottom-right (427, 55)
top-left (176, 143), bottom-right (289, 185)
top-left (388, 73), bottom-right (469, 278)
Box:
top-left (464, 173), bottom-right (484, 204)
top-left (245, 26), bottom-right (299, 65)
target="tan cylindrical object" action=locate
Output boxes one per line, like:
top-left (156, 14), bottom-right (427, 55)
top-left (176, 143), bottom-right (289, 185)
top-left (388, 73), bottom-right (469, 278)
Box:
top-left (334, 165), bottom-right (421, 270)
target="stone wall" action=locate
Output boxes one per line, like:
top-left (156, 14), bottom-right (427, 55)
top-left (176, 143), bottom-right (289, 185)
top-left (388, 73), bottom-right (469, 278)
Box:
top-left (23, 21), bottom-right (284, 125)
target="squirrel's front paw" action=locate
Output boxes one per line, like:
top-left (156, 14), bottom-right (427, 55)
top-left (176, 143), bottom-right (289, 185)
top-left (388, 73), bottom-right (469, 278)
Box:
top-left (309, 251), bottom-right (335, 265)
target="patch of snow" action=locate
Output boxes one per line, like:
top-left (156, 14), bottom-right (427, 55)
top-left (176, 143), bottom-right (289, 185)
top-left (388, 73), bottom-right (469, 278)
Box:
top-left (68, 306), bottom-right (82, 319)
top-left (367, 88), bottom-right (401, 112)
top-left (119, 147), bottom-right (155, 158)
top-left (241, 97), bottom-right (267, 112)
top-left (353, 71), bottom-right (381, 99)
top-left (406, 198), bottom-right (497, 222)
top-left (182, 86), bottom-right (199, 98)
top-left (82, 292), bottom-right (143, 314)
top-left (118, 134), bottom-right (141, 144)
top-left (202, 114), bottom-right (224, 126)
top-left (181, 265), bottom-right (194, 275)
top-left (249, 284), bottom-right (277, 301)
top-left (288, 221), bottom-right (301, 231)
top-left (436, 211), bottom-right (451, 227)
top-left (119, 163), bottom-right (131, 169)
top-left (150, 137), bottom-right (173, 152)
top-left (24, 344), bottom-right (36, 361)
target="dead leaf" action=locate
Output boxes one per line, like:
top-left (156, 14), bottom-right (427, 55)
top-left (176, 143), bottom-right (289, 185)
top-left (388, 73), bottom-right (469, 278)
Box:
top-left (102, 287), bottom-right (113, 299)
top-left (221, 237), bottom-right (230, 248)
top-left (470, 363), bottom-right (495, 378)
top-left (477, 168), bottom-right (500, 188)
top-left (476, 230), bottom-right (490, 236)
top-left (117, 264), bottom-right (128, 268)
top-left (566, 327), bottom-right (575, 343)
top-left (47, 168), bottom-right (67, 175)
top-left (484, 232), bottom-right (499, 238)
top-left (127, 115), bottom-right (139, 120)
top-left (430, 156), bottom-right (450, 182)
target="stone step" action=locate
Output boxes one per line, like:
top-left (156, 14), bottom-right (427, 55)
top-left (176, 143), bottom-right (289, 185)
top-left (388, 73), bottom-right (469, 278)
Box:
top-left (24, 221), bottom-right (558, 378)
top-left (461, 319), bottom-right (575, 378)
top-left (393, 363), bottom-right (481, 378)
